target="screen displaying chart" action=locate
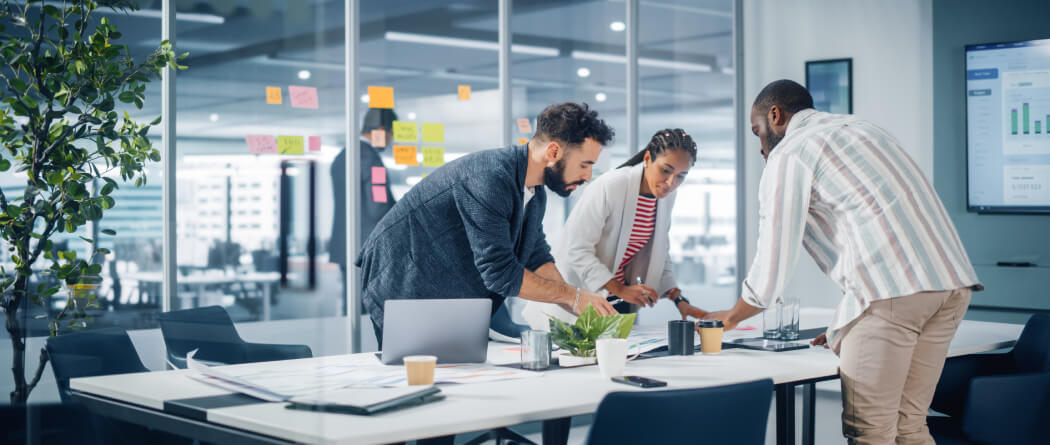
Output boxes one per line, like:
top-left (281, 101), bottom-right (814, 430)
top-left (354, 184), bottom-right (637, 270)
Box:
top-left (967, 38), bottom-right (1050, 212)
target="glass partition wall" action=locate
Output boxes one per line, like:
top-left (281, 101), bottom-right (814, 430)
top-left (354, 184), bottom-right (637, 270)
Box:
top-left (0, 0), bottom-right (738, 417)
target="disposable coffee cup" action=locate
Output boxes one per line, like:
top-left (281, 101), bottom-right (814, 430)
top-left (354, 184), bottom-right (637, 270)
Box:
top-left (403, 355), bottom-right (437, 385)
top-left (698, 320), bottom-right (725, 354)
top-left (667, 320), bottom-right (696, 355)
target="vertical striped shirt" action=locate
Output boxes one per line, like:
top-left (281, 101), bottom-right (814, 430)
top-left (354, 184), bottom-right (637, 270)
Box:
top-left (743, 109), bottom-right (980, 344)
top-left (613, 194), bottom-right (657, 283)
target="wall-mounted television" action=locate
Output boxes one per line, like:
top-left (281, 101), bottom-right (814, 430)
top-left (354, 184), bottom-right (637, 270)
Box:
top-left (966, 37), bottom-right (1050, 213)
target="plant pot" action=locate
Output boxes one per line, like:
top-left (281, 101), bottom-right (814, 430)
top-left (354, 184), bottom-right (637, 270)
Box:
top-left (557, 351), bottom-right (597, 367)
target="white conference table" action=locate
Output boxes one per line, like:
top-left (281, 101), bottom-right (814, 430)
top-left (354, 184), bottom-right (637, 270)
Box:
top-left (125, 271), bottom-right (282, 320)
top-left (70, 309), bottom-right (1023, 445)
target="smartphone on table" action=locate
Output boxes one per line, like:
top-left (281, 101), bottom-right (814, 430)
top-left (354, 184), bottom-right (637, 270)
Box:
top-left (611, 376), bottom-right (667, 388)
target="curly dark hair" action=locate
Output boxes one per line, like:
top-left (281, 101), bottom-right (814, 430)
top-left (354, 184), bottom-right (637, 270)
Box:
top-left (534, 102), bottom-right (614, 147)
top-left (752, 79), bottom-right (814, 115)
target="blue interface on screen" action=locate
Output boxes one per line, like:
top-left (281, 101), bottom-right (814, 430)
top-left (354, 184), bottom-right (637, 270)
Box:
top-left (966, 38), bottom-right (1050, 212)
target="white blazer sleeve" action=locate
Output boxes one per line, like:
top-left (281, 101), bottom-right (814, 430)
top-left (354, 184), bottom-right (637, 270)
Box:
top-left (659, 245), bottom-right (677, 295)
top-left (565, 182), bottom-right (617, 292)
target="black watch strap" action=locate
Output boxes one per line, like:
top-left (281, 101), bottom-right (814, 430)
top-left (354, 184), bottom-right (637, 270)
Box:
top-left (673, 295), bottom-right (690, 306)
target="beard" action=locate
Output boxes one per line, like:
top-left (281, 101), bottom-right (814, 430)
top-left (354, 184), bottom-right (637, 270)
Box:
top-left (544, 159), bottom-right (584, 198)
top-left (765, 116), bottom-right (786, 152)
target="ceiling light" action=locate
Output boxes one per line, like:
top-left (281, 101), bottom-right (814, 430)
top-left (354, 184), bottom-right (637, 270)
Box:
top-left (577, 67), bottom-right (591, 78)
top-left (407, 112), bottom-right (417, 120)
top-left (570, 50), bottom-right (712, 72)
top-left (298, 70), bottom-right (311, 80)
top-left (384, 31), bottom-right (560, 57)
top-left (595, 92), bottom-right (607, 102)
top-left (209, 113), bottom-right (219, 122)
top-left (610, 21), bottom-right (626, 32)
top-left (360, 94), bottom-right (370, 103)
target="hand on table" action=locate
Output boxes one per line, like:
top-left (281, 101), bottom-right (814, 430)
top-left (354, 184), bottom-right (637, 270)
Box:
top-left (576, 289), bottom-right (618, 316)
top-left (811, 333), bottom-right (829, 349)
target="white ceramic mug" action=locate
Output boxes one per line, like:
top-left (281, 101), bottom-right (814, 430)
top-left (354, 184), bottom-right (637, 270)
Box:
top-left (595, 338), bottom-right (640, 378)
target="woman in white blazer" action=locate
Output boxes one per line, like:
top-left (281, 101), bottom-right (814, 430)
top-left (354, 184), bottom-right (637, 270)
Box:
top-left (524, 129), bottom-right (709, 328)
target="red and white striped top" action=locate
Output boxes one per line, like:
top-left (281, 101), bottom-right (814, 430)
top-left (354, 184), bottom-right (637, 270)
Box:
top-left (613, 194), bottom-right (657, 283)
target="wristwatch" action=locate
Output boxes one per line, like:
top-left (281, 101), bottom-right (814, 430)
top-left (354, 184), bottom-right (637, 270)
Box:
top-left (673, 295), bottom-right (690, 306)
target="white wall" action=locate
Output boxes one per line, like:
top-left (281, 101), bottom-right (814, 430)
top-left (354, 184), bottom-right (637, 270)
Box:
top-left (742, 0), bottom-right (933, 308)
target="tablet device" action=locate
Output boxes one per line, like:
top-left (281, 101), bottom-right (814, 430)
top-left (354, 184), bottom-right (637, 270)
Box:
top-left (728, 338), bottom-right (810, 352)
top-left (286, 386), bottom-right (443, 416)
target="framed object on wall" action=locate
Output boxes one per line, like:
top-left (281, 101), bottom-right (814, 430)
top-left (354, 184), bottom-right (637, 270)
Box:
top-left (805, 58), bottom-right (852, 114)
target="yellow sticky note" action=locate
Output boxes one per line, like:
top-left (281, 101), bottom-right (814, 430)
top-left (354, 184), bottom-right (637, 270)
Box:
top-left (266, 86), bottom-right (282, 104)
top-left (422, 146), bottom-right (445, 167)
top-left (393, 121), bottom-right (418, 142)
top-left (368, 86), bottom-right (394, 109)
top-left (421, 123), bottom-right (444, 143)
top-left (393, 145), bottom-right (418, 166)
top-left (277, 136), bottom-right (304, 155)
top-left (458, 85), bottom-right (471, 101)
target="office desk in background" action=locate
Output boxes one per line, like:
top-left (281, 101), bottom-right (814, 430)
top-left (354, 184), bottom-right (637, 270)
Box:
top-left (70, 309), bottom-right (1023, 445)
top-left (125, 271), bottom-right (282, 321)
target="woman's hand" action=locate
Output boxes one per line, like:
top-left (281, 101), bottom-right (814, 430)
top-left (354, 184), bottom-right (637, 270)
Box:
top-left (606, 281), bottom-right (658, 307)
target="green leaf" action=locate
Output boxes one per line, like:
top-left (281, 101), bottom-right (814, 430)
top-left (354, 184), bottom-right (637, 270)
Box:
top-left (86, 264), bottom-right (101, 275)
top-left (100, 182), bottom-right (115, 195)
top-left (100, 196), bottom-right (115, 209)
top-left (93, 248), bottom-right (111, 255)
top-left (0, 159), bottom-right (10, 172)
top-left (100, 228), bottom-right (116, 236)
top-left (79, 236), bottom-right (94, 244)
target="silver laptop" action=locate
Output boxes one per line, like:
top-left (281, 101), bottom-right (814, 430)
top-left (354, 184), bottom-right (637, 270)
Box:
top-left (381, 298), bottom-right (491, 365)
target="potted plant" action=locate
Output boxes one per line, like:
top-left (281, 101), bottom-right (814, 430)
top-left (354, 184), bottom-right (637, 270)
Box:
top-left (549, 305), bottom-right (636, 367)
top-left (0, 0), bottom-right (184, 403)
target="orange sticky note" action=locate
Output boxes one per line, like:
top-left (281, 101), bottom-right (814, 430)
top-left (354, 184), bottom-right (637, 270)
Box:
top-left (371, 166), bottom-right (386, 184)
top-left (266, 86), bottom-right (282, 104)
top-left (517, 118), bottom-right (532, 133)
top-left (370, 129), bottom-right (386, 147)
top-left (308, 136), bottom-right (321, 152)
top-left (458, 85), bottom-right (471, 101)
top-left (393, 145), bottom-right (418, 166)
top-left (371, 185), bottom-right (387, 203)
top-left (368, 86), bottom-right (394, 109)
top-left (517, 137), bottom-right (528, 146)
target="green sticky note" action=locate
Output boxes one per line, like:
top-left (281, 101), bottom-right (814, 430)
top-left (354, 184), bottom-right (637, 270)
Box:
top-left (421, 123), bottom-right (444, 143)
top-left (393, 121), bottom-right (418, 142)
top-left (277, 136), bottom-right (304, 155)
top-left (422, 146), bottom-right (445, 167)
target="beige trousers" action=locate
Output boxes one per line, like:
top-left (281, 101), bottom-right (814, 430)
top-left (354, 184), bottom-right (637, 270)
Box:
top-left (837, 287), bottom-right (971, 445)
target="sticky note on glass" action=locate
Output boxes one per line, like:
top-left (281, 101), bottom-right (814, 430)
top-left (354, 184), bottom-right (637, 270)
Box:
top-left (371, 185), bottom-right (388, 203)
top-left (368, 86), bottom-right (394, 109)
top-left (308, 136), bottom-right (321, 152)
top-left (288, 85), bottom-right (319, 109)
top-left (246, 135), bottom-right (277, 154)
top-left (277, 136), bottom-right (304, 155)
top-left (517, 137), bottom-right (528, 146)
top-left (421, 123), bottom-right (444, 143)
top-left (393, 145), bottom-right (418, 166)
top-left (517, 118), bottom-right (532, 133)
top-left (370, 129), bottom-right (386, 147)
top-left (393, 121), bottom-right (417, 142)
top-left (266, 87), bottom-right (282, 104)
top-left (371, 166), bottom-right (387, 184)
top-left (458, 85), bottom-right (471, 101)
top-left (422, 146), bottom-right (444, 167)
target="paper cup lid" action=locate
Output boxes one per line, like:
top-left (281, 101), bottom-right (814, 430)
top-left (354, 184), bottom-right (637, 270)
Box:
top-left (698, 320), bottom-right (725, 328)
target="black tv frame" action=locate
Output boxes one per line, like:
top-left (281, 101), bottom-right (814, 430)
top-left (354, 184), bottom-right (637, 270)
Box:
top-left (965, 37), bottom-right (1050, 214)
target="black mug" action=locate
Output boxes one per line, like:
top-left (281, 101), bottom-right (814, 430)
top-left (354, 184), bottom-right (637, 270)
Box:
top-left (667, 320), bottom-right (696, 355)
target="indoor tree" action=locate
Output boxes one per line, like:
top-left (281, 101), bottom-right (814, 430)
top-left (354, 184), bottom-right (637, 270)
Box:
top-left (0, 0), bottom-right (184, 403)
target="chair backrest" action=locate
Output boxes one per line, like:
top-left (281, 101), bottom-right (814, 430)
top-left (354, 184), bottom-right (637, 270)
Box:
top-left (585, 379), bottom-right (773, 445)
top-left (157, 306), bottom-right (247, 367)
top-left (1013, 313), bottom-right (1050, 373)
top-left (46, 327), bottom-right (149, 403)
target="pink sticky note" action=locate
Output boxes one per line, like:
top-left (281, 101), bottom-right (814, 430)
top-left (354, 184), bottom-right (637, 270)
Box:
top-left (371, 166), bottom-right (387, 184)
top-left (308, 136), bottom-right (321, 152)
top-left (288, 85), bottom-right (319, 109)
top-left (245, 134), bottom-right (277, 154)
top-left (737, 325), bottom-right (757, 331)
top-left (371, 185), bottom-right (387, 203)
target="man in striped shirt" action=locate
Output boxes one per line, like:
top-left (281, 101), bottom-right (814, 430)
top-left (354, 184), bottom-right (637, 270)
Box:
top-left (708, 80), bottom-right (980, 445)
